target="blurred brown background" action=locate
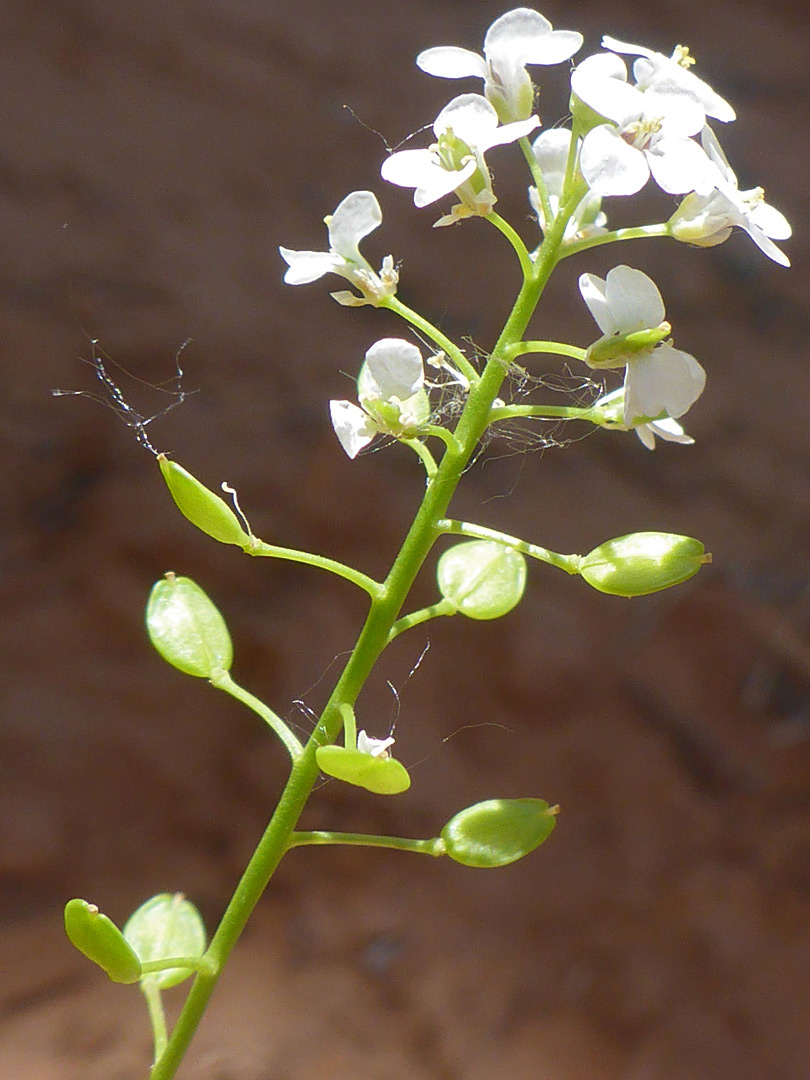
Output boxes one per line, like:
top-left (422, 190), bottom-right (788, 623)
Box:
top-left (2, 1), bottom-right (809, 1077)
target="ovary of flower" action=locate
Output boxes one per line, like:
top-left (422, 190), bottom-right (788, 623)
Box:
top-left (594, 387), bottom-right (695, 450)
top-left (601, 37), bottom-right (735, 124)
top-left (357, 730), bottom-right (395, 757)
top-left (579, 265), bottom-right (706, 426)
top-left (416, 7), bottom-right (583, 123)
top-left (329, 338), bottom-right (429, 459)
top-left (571, 52), bottom-right (716, 197)
top-left (279, 190), bottom-right (398, 304)
top-left (669, 126), bottom-right (791, 266)
top-left (529, 128), bottom-right (607, 239)
top-left (381, 94), bottom-right (539, 216)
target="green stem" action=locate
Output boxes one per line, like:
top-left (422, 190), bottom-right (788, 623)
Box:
top-left (246, 538), bottom-right (381, 598)
top-left (149, 168), bottom-right (573, 1080)
top-left (519, 135), bottom-right (552, 226)
top-left (288, 830), bottom-right (444, 857)
top-left (560, 223), bottom-right (670, 259)
top-left (209, 671), bottom-right (303, 760)
top-left (382, 295), bottom-right (479, 387)
top-left (141, 958), bottom-right (216, 977)
top-left (387, 599), bottom-right (456, 643)
top-left (486, 211), bottom-right (532, 277)
top-left (404, 437), bottom-right (438, 478)
top-left (438, 518), bottom-right (581, 575)
top-left (488, 403), bottom-right (597, 424)
top-left (504, 340), bottom-right (587, 363)
top-left (142, 980), bottom-right (168, 1066)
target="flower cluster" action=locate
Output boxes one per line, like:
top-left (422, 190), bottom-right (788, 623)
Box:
top-left (278, 8), bottom-right (791, 457)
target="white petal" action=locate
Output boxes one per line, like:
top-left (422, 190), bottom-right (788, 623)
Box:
top-left (357, 730), bottom-right (395, 756)
top-left (601, 36), bottom-right (654, 60)
top-left (644, 91), bottom-right (705, 139)
top-left (329, 400), bottom-right (377, 459)
top-left (416, 46), bottom-right (487, 80)
top-left (479, 114), bottom-right (540, 150)
top-left (624, 346), bottom-right (705, 422)
top-left (580, 126), bottom-right (649, 196)
top-left (739, 220), bottom-right (791, 267)
top-left (578, 273), bottom-right (614, 335)
top-left (361, 338), bottom-right (424, 401)
top-left (327, 191), bottom-right (382, 260)
top-left (646, 137), bottom-right (715, 195)
top-left (604, 266), bottom-right (666, 331)
top-left (382, 148), bottom-right (474, 207)
top-left (532, 128), bottom-right (571, 193)
top-left (485, 8), bottom-right (581, 66)
top-left (434, 93), bottom-right (499, 144)
top-left (572, 55), bottom-right (639, 124)
top-left (748, 200), bottom-right (792, 241)
top-left (645, 417), bottom-right (695, 445)
top-left (279, 248), bottom-right (343, 285)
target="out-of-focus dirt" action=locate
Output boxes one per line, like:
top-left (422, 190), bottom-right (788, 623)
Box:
top-left (2, 1), bottom-right (810, 1077)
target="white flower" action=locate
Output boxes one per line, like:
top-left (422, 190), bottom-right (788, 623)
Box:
top-left (382, 94), bottom-right (539, 224)
top-left (668, 126), bottom-right (792, 266)
top-left (601, 37), bottom-right (735, 124)
top-left (579, 266), bottom-right (706, 426)
top-left (417, 7), bottom-right (583, 123)
top-left (357, 730), bottom-right (395, 757)
top-left (330, 338), bottom-right (430, 459)
top-left (529, 128), bottom-right (607, 239)
top-left (279, 190), bottom-right (398, 305)
top-left (571, 52), bottom-right (716, 197)
top-left (592, 388), bottom-right (695, 450)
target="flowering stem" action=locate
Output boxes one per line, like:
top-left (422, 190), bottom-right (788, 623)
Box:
top-left (438, 518), bottom-right (581, 575)
top-left (288, 831), bottom-right (444, 857)
top-left (382, 295), bottom-right (479, 386)
top-left (387, 599), bottom-right (457, 644)
top-left (247, 538), bottom-right (381, 598)
top-left (486, 211), bottom-right (533, 277)
top-left (209, 671), bottom-right (303, 759)
top-left (561, 223), bottom-right (671, 258)
top-left (149, 162), bottom-right (572, 1080)
top-left (404, 437), bottom-right (438, 478)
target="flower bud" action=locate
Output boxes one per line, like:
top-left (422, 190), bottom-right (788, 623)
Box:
top-left (316, 745), bottom-right (411, 795)
top-left (146, 573), bottom-right (233, 678)
top-left (668, 191), bottom-right (734, 248)
top-left (124, 893), bottom-right (206, 990)
top-left (579, 532), bottom-right (710, 597)
top-left (437, 540), bottom-right (527, 620)
top-left (64, 898), bottom-right (143, 984)
top-left (440, 799), bottom-right (558, 868)
top-left (158, 456), bottom-right (251, 547)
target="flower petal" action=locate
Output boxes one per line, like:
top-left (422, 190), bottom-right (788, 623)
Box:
top-left (416, 45), bottom-right (487, 79)
top-left (329, 400), bottom-right (378, 459)
top-left (624, 346), bottom-right (706, 422)
top-left (646, 136), bottom-right (715, 195)
top-left (434, 93), bottom-right (499, 143)
top-left (604, 266), bottom-right (666, 332)
top-left (279, 248), bottom-right (343, 285)
top-left (327, 190), bottom-right (382, 260)
top-left (360, 338), bottom-right (424, 401)
top-left (580, 125), bottom-right (649, 197)
top-left (578, 273), bottom-right (614, 335)
top-left (485, 8), bottom-right (581, 65)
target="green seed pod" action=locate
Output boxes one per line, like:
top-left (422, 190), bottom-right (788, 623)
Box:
top-left (123, 893), bottom-right (207, 991)
top-left (64, 898), bottom-right (143, 984)
top-left (158, 456), bottom-right (251, 547)
top-left (584, 324), bottom-right (671, 369)
top-left (316, 745), bottom-right (411, 795)
top-left (437, 540), bottom-right (527, 620)
top-left (146, 573), bottom-right (233, 678)
top-left (579, 531), bottom-right (711, 597)
top-left (440, 798), bottom-right (558, 868)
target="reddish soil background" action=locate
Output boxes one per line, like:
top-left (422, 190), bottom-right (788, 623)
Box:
top-left (2, 1), bottom-right (810, 1077)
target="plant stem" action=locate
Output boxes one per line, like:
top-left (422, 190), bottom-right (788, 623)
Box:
top-left (149, 204), bottom-right (570, 1080)
top-left (288, 831), bottom-right (444, 856)
top-left (246, 538), bottom-right (381, 598)
top-left (209, 672), bottom-right (303, 759)
top-left (438, 519), bottom-right (581, 575)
